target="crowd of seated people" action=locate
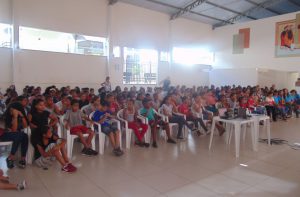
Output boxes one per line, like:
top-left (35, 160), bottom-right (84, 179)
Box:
top-left (1, 82), bottom-right (300, 190)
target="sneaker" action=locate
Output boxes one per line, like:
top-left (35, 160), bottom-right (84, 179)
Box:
top-left (6, 158), bottom-right (14, 169)
top-left (167, 138), bottom-right (176, 144)
top-left (152, 142), bottom-right (158, 148)
top-left (87, 148), bottom-right (98, 156)
top-left (81, 148), bottom-right (94, 156)
top-left (113, 148), bottom-right (123, 156)
top-left (18, 160), bottom-right (26, 169)
top-left (62, 164), bottom-right (76, 173)
top-left (143, 143), bottom-right (150, 148)
top-left (134, 141), bottom-right (144, 147)
top-left (17, 180), bottom-right (26, 191)
top-left (67, 163), bottom-right (77, 171)
top-left (196, 130), bottom-right (202, 136)
top-left (116, 147), bottom-right (124, 156)
top-left (177, 136), bottom-right (184, 140)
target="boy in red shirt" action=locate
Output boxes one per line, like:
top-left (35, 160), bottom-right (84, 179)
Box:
top-left (178, 97), bottom-right (208, 135)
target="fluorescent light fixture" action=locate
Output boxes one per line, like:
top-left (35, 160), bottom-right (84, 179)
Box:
top-left (240, 164), bottom-right (248, 167)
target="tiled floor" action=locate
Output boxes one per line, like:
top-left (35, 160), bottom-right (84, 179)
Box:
top-left (1, 118), bottom-right (300, 197)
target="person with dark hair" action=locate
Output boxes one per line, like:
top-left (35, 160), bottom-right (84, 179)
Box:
top-left (92, 101), bottom-right (123, 156)
top-left (28, 99), bottom-right (59, 156)
top-left (106, 94), bottom-right (119, 116)
top-left (160, 95), bottom-right (194, 139)
top-left (34, 125), bottom-right (76, 173)
top-left (101, 76), bottom-right (112, 92)
top-left (178, 96), bottom-right (208, 135)
top-left (55, 94), bottom-right (72, 115)
top-left (64, 99), bottom-right (98, 156)
top-left (123, 99), bottom-right (149, 147)
top-left (265, 92), bottom-right (277, 122)
top-left (1, 102), bottom-right (29, 169)
top-left (140, 98), bottom-right (176, 148)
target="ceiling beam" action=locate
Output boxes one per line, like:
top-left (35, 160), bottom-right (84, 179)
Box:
top-left (170, 0), bottom-right (208, 20)
top-left (205, 1), bottom-right (257, 20)
top-left (213, 0), bottom-right (285, 28)
top-left (244, 0), bottom-right (282, 15)
top-left (144, 0), bottom-right (233, 24)
top-left (288, 0), bottom-right (300, 7)
top-left (108, 0), bottom-right (118, 5)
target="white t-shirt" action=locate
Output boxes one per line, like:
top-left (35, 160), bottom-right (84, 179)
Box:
top-left (162, 104), bottom-right (173, 116)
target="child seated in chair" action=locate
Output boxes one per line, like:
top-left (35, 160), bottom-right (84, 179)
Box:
top-left (123, 99), bottom-right (149, 147)
top-left (140, 98), bottom-right (176, 148)
top-left (64, 99), bottom-right (98, 156)
top-left (92, 101), bottom-right (124, 156)
top-left (33, 125), bottom-right (77, 173)
top-left (0, 169), bottom-right (26, 190)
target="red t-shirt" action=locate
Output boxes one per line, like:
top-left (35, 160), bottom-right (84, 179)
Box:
top-left (178, 103), bottom-right (190, 116)
top-left (109, 102), bottom-right (119, 114)
top-left (247, 98), bottom-right (255, 108)
top-left (240, 102), bottom-right (248, 109)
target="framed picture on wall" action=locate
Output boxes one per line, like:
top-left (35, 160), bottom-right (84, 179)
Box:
top-left (275, 19), bottom-right (300, 57)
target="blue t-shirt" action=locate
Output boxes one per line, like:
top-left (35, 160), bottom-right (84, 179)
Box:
top-left (285, 95), bottom-right (294, 103)
top-left (92, 110), bottom-right (110, 127)
top-left (273, 96), bottom-right (280, 105)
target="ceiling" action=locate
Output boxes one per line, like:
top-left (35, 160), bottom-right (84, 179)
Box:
top-left (113, 0), bottom-right (300, 28)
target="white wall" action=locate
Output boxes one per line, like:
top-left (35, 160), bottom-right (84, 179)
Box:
top-left (0, 0), bottom-right (212, 92)
top-left (0, 0), bottom-right (12, 24)
top-left (2, 0), bottom-right (299, 92)
top-left (209, 68), bottom-right (258, 87)
top-left (257, 69), bottom-right (298, 90)
top-left (0, 48), bottom-right (13, 91)
top-left (109, 3), bottom-right (211, 89)
top-left (213, 11), bottom-right (300, 72)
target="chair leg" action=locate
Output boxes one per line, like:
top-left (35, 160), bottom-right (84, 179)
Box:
top-left (266, 119), bottom-right (271, 146)
top-left (126, 129), bottom-right (132, 149)
top-left (91, 137), bottom-right (96, 150)
top-left (99, 133), bottom-right (105, 155)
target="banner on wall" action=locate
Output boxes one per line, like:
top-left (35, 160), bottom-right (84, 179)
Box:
top-left (275, 18), bottom-right (300, 57)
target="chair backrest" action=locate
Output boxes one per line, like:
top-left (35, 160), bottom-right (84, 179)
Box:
top-left (89, 111), bottom-right (95, 120)
top-left (117, 109), bottom-right (124, 120)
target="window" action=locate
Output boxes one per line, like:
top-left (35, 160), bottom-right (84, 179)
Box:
top-left (160, 51), bottom-right (170, 62)
top-left (113, 46), bottom-right (121, 58)
top-left (172, 47), bottom-right (214, 65)
top-left (19, 26), bottom-right (108, 56)
top-left (123, 47), bottom-right (158, 85)
top-left (0, 23), bottom-right (12, 48)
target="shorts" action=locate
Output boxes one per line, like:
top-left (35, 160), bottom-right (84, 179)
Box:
top-left (101, 122), bottom-right (118, 135)
top-left (70, 125), bottom-right (89, 135)
top-left (35, 143), bottom-right (57, 168)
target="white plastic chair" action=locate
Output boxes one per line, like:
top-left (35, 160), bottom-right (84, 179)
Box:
top-left (24, 127), bottom-right (34, 164)
top-left (158, 108), bottom-right (181, 140)
top-left (63, 115), bottom-right (95, 159)
top-left (89, 112), bottom-right (122, 155)
top-left (117, 109), bottom-right (150, 149)
top-left (191, 107), bottom-right (212, 134)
